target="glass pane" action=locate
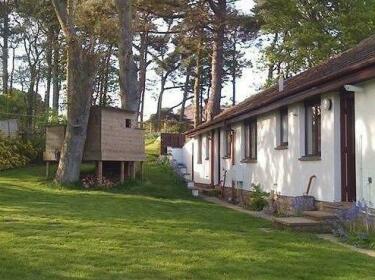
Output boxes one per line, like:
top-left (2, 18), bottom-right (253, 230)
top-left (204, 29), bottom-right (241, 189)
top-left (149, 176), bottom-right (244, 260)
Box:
top-left (245, 125), bottom-right (249, 158)
top-left (281, 111), bottom-right (288, 143)
top-left (306, 106), bottom-right (313, 155)
top-left (250, 122), bottom-right (256, 159)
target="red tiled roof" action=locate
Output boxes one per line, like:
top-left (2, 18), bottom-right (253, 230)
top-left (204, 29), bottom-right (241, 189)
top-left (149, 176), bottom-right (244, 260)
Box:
top-left (187, 35), bottom-right (375, 136)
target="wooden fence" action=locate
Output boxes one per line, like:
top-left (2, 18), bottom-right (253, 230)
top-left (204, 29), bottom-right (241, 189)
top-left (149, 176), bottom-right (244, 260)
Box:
top-left (160, 133), bottom-right (185, 155)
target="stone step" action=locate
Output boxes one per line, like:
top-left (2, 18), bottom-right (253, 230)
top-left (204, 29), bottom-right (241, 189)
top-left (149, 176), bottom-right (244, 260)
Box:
top-left (322, 202), bottom-right (353, 213)
top-left (272, 217), bottom-right (332, 233)
top-left (179, 167), bottom-right (187, 174)
top-left (187, 181), bottom-right (195, 189)
top-left (303, 210), bottom-right (337, 221)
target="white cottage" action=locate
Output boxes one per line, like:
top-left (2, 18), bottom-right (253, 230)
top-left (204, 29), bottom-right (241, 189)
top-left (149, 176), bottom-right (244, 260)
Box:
top-left (173, 35), bottom-right (375, 209)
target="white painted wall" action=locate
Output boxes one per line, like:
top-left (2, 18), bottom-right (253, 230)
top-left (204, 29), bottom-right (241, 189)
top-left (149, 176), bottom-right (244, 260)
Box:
top-left (355, 80), bottom-right (375, 206)
top-left (182, 92), bottom-right (342, 202)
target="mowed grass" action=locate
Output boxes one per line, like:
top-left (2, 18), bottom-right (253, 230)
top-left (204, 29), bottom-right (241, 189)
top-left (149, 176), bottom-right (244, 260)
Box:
top-left (0, 142), bottom-right (374, 279)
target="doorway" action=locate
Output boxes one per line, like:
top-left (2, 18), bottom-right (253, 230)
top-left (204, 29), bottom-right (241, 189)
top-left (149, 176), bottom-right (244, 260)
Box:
top-left (340, 91), bottom-right (356, 202)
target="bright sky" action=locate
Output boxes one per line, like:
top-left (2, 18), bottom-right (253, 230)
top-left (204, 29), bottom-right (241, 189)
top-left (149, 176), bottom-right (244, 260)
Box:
top-left (142, 0), bottom-right (267, 119)
top-left (8, 0), bottom-right (266, 120)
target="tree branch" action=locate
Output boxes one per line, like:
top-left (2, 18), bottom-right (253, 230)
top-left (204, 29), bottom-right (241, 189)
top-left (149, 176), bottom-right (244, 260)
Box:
top-left (166, 95), bottom-right (194, 113)
top-left (51, 0), bottom-right (75, 38)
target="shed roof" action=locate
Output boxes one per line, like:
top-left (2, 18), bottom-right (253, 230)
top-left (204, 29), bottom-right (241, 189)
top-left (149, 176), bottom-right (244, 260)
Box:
top-left (186, 35), bottom-right (375, 136)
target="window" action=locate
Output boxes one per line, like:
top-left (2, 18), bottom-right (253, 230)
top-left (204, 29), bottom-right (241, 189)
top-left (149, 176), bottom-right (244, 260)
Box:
top-left (125, 119), bottom-right (131, 128)
top-left (197, 135), bottom-right (203, 164)
top-left (245, 119), bottom-right (257, 160)
top-left (205, 134), bottom-right (210, 160)
top-left (225, 129), bottom-right (232, 158)
top-left (280, 109), bottom-right (288, 146)
top-left (305, 100), bottom-right (321, 156)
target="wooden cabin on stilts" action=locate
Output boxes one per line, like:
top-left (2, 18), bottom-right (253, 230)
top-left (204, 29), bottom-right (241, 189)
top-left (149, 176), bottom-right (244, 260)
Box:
top-left (43, 106), bottom-right (146, 184)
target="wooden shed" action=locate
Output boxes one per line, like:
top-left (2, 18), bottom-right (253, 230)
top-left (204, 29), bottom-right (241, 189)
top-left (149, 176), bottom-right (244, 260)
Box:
top-left (44, 106), bottom-right (146, 183)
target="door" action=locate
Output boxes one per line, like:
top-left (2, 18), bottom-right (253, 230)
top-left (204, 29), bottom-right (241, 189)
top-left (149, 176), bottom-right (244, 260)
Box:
top-left (341, 91), bottom-right (356, 202)
top-left (210, 131), bottom-right (215, 186)
top-left (191, 142), bottom-right (194, 181)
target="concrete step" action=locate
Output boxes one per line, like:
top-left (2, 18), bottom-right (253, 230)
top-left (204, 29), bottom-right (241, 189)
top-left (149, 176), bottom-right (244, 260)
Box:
top-left (273, 217), bottom-right (332, 233)
top-left (179, 167), bottom-right (187, 174)
top-left (322, 202), bottom-right (353, 213)
top-left (303, 210), bottom-right (337, 221)
top-left (187, 181), bottom-right (195, 189)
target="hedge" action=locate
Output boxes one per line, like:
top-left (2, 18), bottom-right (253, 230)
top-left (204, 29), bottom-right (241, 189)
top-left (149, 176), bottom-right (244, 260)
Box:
top-left (0, 137), bottom-right (41, 171)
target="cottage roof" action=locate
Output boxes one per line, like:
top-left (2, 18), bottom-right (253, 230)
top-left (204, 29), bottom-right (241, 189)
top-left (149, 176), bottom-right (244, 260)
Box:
top-left (186, 35), bottom-right (375, 136)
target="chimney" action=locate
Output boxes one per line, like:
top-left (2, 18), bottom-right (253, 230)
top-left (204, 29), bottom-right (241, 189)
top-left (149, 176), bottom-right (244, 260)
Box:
top-left (278, 74), bottom-right (284, 92)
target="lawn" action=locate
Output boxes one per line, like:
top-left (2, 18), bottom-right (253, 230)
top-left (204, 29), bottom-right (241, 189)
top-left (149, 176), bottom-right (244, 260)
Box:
top-left (0, 141), bottom-right (374, 279)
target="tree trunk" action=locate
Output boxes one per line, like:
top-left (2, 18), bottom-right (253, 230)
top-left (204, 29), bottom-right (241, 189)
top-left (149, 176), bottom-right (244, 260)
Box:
top-left (55, 40), bottom-right (97, 184)
top-left (33, 65), bottom-right (41, 130)
top-left (206, 0), bottom-right (226, 121)
top-left (267, 33), bottom-right (279, 82)
top-left (115, 0), bottom-right (139, 112)
top-left (138, 32), bottom-right (148, 127)
top-left (193, 48), bottom-right (202, 128)
top-left (180, 72), bottom-right (190, 122)
top-left (45, 29), bottom-right (53, 111)
top-left (9, 47), bottom-right (15, 94)
top-left (156, 75), bottom-right (166, 131)
top-left (26, 67), bottom-right (36, 135)
top-left (2, 1), bottom-right (9, 95)
top-left (52, 32), bottom-right (60, 112)
top-left (231, 36), bottom-right (237, 106)
top-left (52, 0), bottom-right (98, 184)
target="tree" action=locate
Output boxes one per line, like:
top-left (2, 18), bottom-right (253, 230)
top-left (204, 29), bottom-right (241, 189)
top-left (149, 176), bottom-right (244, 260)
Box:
top-left (52, 0), bottom-right (98, 184)
top-left (206, 0), bottom-right (227, 122)
top-left (254, 0), bottom-right (375, 81)
top-left (115, 0), bottom-right (139, 112)
top-left (0, 0), bottom-right (11, 95)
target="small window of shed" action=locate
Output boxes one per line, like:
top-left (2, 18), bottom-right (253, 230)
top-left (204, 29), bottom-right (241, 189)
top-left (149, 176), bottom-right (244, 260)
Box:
top-left (125, 119), bottom-right (132, 128)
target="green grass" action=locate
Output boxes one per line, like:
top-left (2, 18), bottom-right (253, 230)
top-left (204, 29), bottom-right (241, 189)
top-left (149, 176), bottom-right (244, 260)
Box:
top-left (0, 141), bottom-right (374, 279)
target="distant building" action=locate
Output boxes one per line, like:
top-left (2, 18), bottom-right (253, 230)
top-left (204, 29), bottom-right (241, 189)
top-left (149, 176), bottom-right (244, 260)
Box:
top-left (0, 119), bottom-right (19, 138)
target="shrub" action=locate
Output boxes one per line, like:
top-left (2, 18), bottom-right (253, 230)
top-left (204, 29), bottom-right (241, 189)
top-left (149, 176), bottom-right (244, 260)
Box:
top-left (332, 200), bottom-right (375, 249)
top-left (0, 136), bottom-right (42, 171)
top-left (247, 184), bottom-right (269, 211)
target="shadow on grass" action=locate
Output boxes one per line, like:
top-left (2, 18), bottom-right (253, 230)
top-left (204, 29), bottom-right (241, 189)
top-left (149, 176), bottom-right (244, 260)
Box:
top-left (1, 158), bottom-right (375, 279)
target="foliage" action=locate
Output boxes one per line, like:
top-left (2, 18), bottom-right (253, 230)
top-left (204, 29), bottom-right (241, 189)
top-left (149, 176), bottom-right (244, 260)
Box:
top-left (247, 184), bottom-right (269, 211)
top-left (332, 200), bottom-right (375, 249)
top-left (254, 0), bottom-right (375, 82)
top-left (0, 89), bottom-right (44, 128)
top-left (0, 136), bottom-right (41, 170)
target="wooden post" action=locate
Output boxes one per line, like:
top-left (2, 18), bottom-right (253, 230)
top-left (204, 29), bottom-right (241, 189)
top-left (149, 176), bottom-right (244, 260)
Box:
top-left (97, 161), bottom-right (103, 184)
top-left (140, 161), bottom-right (144, 182)
top-left (131, 161), bottom-right (136, 180)
top-left (120, 161), bottom-right (125, 184)
top-left (46, 161), bottom-right (50, 178)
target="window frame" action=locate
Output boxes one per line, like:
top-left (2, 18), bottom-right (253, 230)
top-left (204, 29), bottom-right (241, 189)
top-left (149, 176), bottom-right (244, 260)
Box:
top-left (197, 135), bottom-right (203, 164)
top-left (280, 108), bottom-right (289, 147)
top-left (224, 129), bottom-right (232, 158)
top-left (205, 134), bottom-right (210, 160)
top-left (244, 119), bottom-right (257, 160)
top-left (304, 99), bottom-right (321, 157)
top-left (125, 119), bottom-right (132, 128)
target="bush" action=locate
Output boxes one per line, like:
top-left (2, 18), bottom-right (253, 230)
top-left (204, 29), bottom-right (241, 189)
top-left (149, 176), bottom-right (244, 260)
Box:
top-left (247, 184), bottom-right (269, 211)
top-left (332, 200), bottom-right (375, 249)
top-left (0, 136), bottom-right (42, 171)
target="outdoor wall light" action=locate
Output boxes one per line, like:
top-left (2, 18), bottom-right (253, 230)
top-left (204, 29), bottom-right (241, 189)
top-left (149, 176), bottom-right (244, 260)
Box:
top-left (322, 98), bottom-right (332, 110)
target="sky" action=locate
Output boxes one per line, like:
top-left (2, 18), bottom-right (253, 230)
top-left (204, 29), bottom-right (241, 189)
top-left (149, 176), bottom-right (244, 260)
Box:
top-left (142, 0), bottom-right (268, 119)
top-left (7, 0), bottom-right (267, 120)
